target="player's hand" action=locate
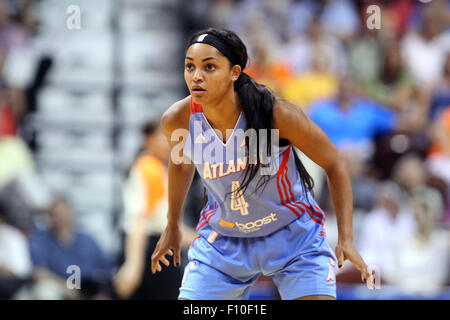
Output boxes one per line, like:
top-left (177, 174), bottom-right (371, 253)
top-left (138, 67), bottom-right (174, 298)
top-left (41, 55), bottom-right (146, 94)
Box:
top-left (151, 223), bottom-right (182, 274)
top-left (335, 240), bottom-right (374, 289)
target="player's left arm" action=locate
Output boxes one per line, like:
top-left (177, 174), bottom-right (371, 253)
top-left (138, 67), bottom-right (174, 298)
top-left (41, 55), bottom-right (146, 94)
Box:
top-left (273, 98), bottom-right (373, 287)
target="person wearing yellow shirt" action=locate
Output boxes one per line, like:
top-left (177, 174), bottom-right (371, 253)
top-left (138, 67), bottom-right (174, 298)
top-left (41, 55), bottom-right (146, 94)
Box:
top-left (282, 48), bottom-right (338, 109)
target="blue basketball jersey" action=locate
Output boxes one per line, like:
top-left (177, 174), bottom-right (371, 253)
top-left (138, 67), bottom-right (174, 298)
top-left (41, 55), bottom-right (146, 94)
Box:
top-left (183, 98), bottom-right (326, 237)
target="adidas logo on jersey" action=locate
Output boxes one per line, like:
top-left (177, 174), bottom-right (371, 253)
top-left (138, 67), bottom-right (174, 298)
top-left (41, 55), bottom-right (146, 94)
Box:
top-left (195, 133), bottom-right (208, 144)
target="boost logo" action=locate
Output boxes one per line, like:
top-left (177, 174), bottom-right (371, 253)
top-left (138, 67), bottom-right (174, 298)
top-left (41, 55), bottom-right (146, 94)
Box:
top-left (235, 213), bottom-right (277, 233)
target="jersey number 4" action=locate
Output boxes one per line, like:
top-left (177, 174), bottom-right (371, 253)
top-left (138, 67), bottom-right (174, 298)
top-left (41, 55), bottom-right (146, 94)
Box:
top-left (231, 180), bottom-right (249, 216)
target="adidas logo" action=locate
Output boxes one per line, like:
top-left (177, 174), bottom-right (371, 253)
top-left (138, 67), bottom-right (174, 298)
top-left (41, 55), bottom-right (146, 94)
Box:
top-left (195, 133), bottom-right (208, 144)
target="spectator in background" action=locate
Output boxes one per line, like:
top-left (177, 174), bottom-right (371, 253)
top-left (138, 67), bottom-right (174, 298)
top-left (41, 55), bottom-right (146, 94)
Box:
top-left (0, 0), bottom-right (35, 125)
top-left (428, 52), bottom-right (450, 122)
top-left (208, 0), bottom-right (237, 30)
top-left (0, 115), bottom-right (34, 189)
top-left (225, 0), bottom-right (290, 47)
top-left (426, 107), bottom-right (450, 226)
top-left (245, 32), bottom-right (293, 96)
top-left (115, 121), bottom-right (196, 300)
top-left (285, 0), bottom-right (319, 40)
top-left (0, 111), bottom-right (49, 233)
top-left (401, 6), bottom-right (450, 86)
top-left (357, 181), bottom-right (416, 285)
top-left (308, 75), bottom-right (397, 211)
top-left (387, 190), bottom-right (449, 296)
top-left (427, 106), bottom-right (450, 186)
top-left (319, 0), bottom-right (360, 44)
top-left (348, 24), bottom-right (383, 91)
top-left (362, 39), bottom-right (432, 134)
top-left (283, 16), bottom-right (347, 76)
top-left (25, 197), bottom-right (113, 300)
top-left (281, 44), bottom-right (338, 109)
top-left (0, 201), bottom-right (32, 299)
top-left (380, 0), bottom-right (416, 39)
top-left (308, 74), bottom-right (396, 157)
top-left (363, 41), bottom-right (414, 112)
top-left (393, 153), bottom-right (444, 225)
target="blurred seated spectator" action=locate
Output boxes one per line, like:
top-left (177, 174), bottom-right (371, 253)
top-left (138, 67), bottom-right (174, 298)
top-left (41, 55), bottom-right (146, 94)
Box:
top-left (0, 201), bottom-right (32, 299)
top-left (0, 120), bottom-right (33, 188)
top-left (401, 7), bottom-right (450, 86)
top-left (386, 190), bottom-right (449, 296)
top-left (363, 41), bottom-right (414, 112)
top-left (0, 1), bottom-right (35, 125)
top-left (426, 106), bottom-right (450, 226)
top-left (307, 74), bottom-right (398, 212)
top-left (225, 0), bottom-right (289, 48)
top-left (281, 46), bottom-right (338, 109)
top-left (427, 106), bottom-right (450, 185)
top-left (308, 74), bottom-right (397, 158)
top-left (0, 118), bottom-right (50, 232)
top-left (115, 122), bottom-right (196, 300)
top-left (371, 130), bottom-right (431, 180)
top-left (428, 52), bottom-right (450, 122)
top-left (283, 15), bottom-right (347, 76)
top-left (319, 0), bottom-right (360, 44)
top-left (245, 33), bottom-right (293, 96)
top-left (355, 181), bottom-right (416, 284)
top-left (381, 0), bottom-right (416, 39)
top-left (22, 197), bottom-right (114, 299)
top-left (285, 0), bottom-right (319, 40)
top-left (348, 27), bottom-right (382, 92)
top-left (393, 153), bottom-right (444, 224)
top-left (362, 38), bottom-right (432, 133)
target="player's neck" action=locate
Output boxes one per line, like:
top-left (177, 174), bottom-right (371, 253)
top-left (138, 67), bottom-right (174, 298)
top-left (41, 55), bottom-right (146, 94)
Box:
top-left (202, 90), bottom-right (241, 130)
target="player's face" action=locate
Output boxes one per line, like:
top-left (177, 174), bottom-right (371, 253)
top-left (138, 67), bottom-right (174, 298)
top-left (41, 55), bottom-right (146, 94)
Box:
top-left (184, 43), bottom-right (238, 105)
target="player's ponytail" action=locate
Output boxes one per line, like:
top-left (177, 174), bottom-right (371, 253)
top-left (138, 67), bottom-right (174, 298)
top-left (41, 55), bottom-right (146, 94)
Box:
top-left (233, 69), bottom-right (315, 200)
top-left (187, 28), bottom-right (314, 201)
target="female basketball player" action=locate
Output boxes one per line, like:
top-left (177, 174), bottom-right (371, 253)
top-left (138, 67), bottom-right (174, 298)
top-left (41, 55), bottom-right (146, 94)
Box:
top-left (151, 28), bottom-right (372, 300)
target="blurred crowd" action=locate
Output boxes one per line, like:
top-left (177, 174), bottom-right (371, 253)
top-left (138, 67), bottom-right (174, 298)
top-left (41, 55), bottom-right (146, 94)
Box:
top-left (0, 0), bottom-right (449, 300)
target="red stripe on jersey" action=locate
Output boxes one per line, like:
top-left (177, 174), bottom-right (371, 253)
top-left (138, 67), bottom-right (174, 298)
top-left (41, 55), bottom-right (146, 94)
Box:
top-left (293, 201), bottom-right (325, 226)
top-left (198, 207), bottom-right (215, 224)
top-left (189, 236), bottom-right (200, 249)
top-left (196, 209), bottom-right (217, 231)
top-left (281, 159), bottom-right (325, 225)
top-left (190, 97), bottom-right (203, 114)
top-left (276, 145), bottom-right (302, 217)
top-left (294, 201), bottom-right (324, 220)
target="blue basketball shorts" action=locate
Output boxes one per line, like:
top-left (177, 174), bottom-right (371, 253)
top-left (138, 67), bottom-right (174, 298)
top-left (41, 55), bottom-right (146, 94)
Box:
top-left (178, 212), bottom-right (337, 300)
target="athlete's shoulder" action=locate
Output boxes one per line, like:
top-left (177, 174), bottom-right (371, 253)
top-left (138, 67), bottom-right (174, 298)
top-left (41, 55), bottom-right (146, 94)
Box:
top-left (161, 96), bottom-right (191, 135)
top-left (273, 96), bottom-right (310, 139)
top-left (273, 96), bottom-right (303, 119)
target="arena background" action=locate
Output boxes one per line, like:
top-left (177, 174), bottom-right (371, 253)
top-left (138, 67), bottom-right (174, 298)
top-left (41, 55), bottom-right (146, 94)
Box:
top-left (0, 0), bottom-right (449, 300)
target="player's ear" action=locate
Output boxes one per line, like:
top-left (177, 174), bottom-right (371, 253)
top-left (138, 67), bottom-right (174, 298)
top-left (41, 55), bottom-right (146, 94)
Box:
top-left (231, 64), bottom-right (241, 82)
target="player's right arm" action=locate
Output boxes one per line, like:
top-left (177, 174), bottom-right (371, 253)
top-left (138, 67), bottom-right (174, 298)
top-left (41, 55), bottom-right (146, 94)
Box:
top-left (151, 97), bottom-right (196, 273)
